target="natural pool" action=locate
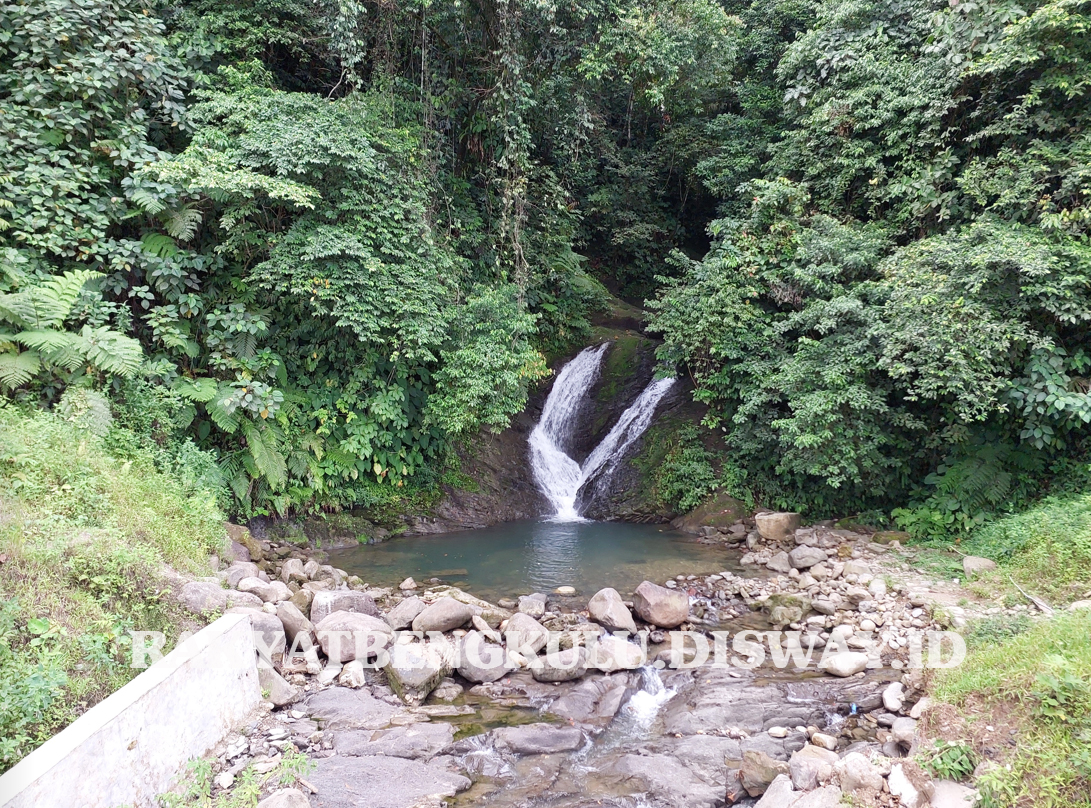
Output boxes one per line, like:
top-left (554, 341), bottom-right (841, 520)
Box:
top-left (328, 519), bottom-right (740, 602)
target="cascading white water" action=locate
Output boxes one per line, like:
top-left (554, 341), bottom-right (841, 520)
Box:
top-left (528, 344), bottom-right (676, 521)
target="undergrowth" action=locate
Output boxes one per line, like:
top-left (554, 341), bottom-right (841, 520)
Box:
top-left (932, 610), bottom-right (1091, 807)
top-left (0, 402), bottom-right (226, 772)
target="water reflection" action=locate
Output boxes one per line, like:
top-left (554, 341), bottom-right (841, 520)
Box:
top-left (329, 519), bottom-right (741, 602)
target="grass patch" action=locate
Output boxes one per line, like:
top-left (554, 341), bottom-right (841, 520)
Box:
top-left (959, 494), bottom-right (1091, 604)
top-left (0, 403), bottom-right (226, 772)
top-left (930, 610), bottom-right (1091, 807)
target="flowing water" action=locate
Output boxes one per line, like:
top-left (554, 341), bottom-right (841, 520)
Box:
top-left (528, 344), bottom-right (676, 521)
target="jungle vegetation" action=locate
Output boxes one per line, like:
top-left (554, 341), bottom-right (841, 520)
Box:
top-left (2, 0), bottom-right (1089, 533)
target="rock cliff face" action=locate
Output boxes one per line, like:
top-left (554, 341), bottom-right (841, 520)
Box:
top-left (249, 321), bottom-right (699, 543)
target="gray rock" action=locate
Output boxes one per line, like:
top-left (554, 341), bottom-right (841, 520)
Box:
top-left (740, 749), bottom-right (790, 797)
top-left (962, 556), bottom-right (997, 578)
top-left (598, 748), bottom-right (731, 808)
top-left (237, 576), bottom-right (279, 603)
top-left (178, 581), bottom-right (262, 615)
top-left (766, 552), bottom-right (793, 574)
top-left (517, 594), bottom-right (547, 618)
top-left (335, 722), bottom-right (455, 760)
top-left (385, 642), bottom-right (450, 705)
top-left (888, 761), bottom-right (935, 808)
top-left (227, 607), bottom-right (286, 664)
top-left (258, 666), bottom-right (300, 707)
top-left (307, 754), bottom-right (470, 808)
top-left (868, 577), bottom-right (888, 598)
top-left (280, 558), bottom-right (307, 585)
top-left (788, 546), bottom-right (827, 570)
top-left (587, 635), bottom-right (645, 671)
top-left (754, 774), bottom-right (795, 807)
top-left (587, 587), bottom-right (637, 634)
top-left (338, 659), bottom-right (367, 688)
top-left (385, 596), bottom-right (426, 630)
top-left (789, 743), bottom-right (838, 790)
top-left (820, 651), bottom-right (869, 677)
top-left (531, 646), bottom-right (587, 682)
top-left (632, 580), bottom-right (690, 628)
top-left (257, 788), bottom-right (309, 808)
top-left (412, 597), bottom-right (474, 633)
top-left (493, 723), bottom-right (585, 754)
top-left (310, 590), bottom-right (380, 625)
top-left (883, 681), bottom-right (905, 712)
top-left (836, 751), bottom-right (884, 793)
top-left (305, 686), bottom-right (400, 731)
top-left (812, 600), bottom-right (837, 616)
top-left (276, 601), bottom-right (315, 647)
top-left (788, 786), bottom-right (843, 807)
top-left (547, 675), bottom-right (631, 726)
top-left (930, 780), bottom-right (979, 808)
top-left (315, 611), bottom-right (393, 663)
top-left (892, 716), bottom-right (918, 748)
top-left (226, 561), bottom-right (260, 588)
top-left (457, 631), bottom-right (509, 683)
top-left (755, 512), bottom-right (802, 542)
top-left (504, 612), bottom-right (550, 654)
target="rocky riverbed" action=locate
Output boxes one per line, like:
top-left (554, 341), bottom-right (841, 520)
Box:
top-left (165, 515), bottom-right (1022, 808)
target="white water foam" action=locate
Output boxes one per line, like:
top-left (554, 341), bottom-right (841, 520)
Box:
top-left (529, 346), bottom-right (676, 521)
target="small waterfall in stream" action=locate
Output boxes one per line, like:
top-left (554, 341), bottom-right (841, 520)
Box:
top-left (528, 344), bottom-right (676, 521)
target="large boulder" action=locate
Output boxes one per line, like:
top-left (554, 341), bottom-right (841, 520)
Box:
top-left (504, 612), bottom-right (550, 654)
top-left (789, 743), bottom-right (838, 790)
top-left (276, 602), bottom-right (316, 647)
top-left (226, 561), bottom-right (261, 588)
top-left (788, 546), bottom-right (827, 570)
top-left (307, 755), bottom-right (470, 808)
top-left (517, 594), bottom-right (547, 618)
top-left (766, 552), bottom-right (792, 574)
top-left (835, 751), bottom-right (884, 794)
top-left (493, 723), bottom-right (585, 755)
top-left (587, 588), bottom-right (637, 634)
top-left (258, 666), bottom-right (300, 708)
top-left (755, 512), bottom-right (801, 542)
top-left (304, 686), bottom-right (400, 731)
top-left (740, 750), bottom-right (790, 797)
top-left (385, 596), bottom-right (426, 630)
top-left (226, 607), bottom-right (286, 665)
top-left (671, 490), bottom-right (747, 534)
top-left (531, 646), bottom-right (588, 682)
top-left (310, 590), bottom-right (380, 625)
top-left (315, 611), bottom-right (394, 663)
top-left (819, 651), bottom-right (869, 677)
top-left (762, 594), bottom-right (811, 628)
top-left (334, 722), bottom-right (455, 761)
top-left (226, 523), bottom-right (263, 562)
top-left (457, 631), bottom-right (510, 683)
top-left (412, 597), bottom-right (474, 633)
top-left (237, 576), bottom-right (281, 603)
top-left (962, 556), bottom-right (997, 578)
top-left (280, 558), bottom-right (307, 585)
top-left (587, 635), bottom-right (645, 672)
top-left (887, 762), bottom-right (934, 808)
top-left (632, 580), bottom-right (690, 628)
top-left (178, 581), bottom-right (261, 615)
top-left (385, 642), bottom-right (450, 706)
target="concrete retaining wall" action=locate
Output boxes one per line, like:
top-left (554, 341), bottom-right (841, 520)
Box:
top-left (0, 612), bottom-right (261, 808)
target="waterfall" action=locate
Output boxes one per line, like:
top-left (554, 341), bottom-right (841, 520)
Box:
top-left (529, 344), bottom-right (676, 521)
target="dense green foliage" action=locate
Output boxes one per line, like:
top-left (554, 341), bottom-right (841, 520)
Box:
top-left (649, 0), bottom-right (1091, 526)
top-left (3, 0), bottom-right (1089, 525)
top-left (0, 400), bottom-right (225, 769)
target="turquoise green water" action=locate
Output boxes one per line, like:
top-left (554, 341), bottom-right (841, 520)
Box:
top-left (329, 520), bottom-right (739, 602)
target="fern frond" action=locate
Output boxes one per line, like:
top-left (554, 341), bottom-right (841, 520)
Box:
top-left (207, 389), bottom-right (241, 433)
top-left (241, 419), bottom-right (288, 491)
top-left (0, 291), bottom-right (38, 328)
top-left (141, 233), bottom-right (178, 259)
top-left (130, 187), bottom-right (167, 215)
top-left (162, 204), bottom-right (203, 242)
top-left (34, 270), bottom-right (101, 329)
top-left (15, 329), bottom-right (79, 352)
top-left (76, 326), bottom-right (143, 377)
top-left (0, 350), bottom-right (40, 389)
top-left (173, 376), bottom-right (219, 403)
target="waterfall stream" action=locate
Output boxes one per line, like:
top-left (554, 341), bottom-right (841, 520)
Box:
top-left (528, 344), bottom-right (676, 521)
